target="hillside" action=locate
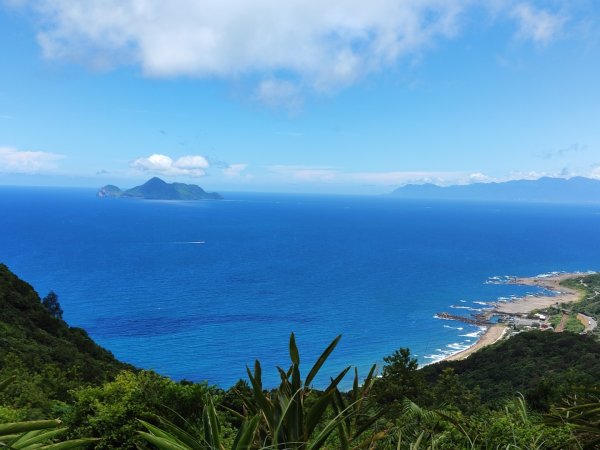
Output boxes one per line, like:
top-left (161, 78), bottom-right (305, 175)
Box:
top-left (0, 263), bottom-right (131, 413)
top-left (390, 176), bottom-right (600, 203)
top-left (98, 177), bottom-right (223, 200)
top-left (421, 331), bottom-right (600, 409)
top-left (562, 273), bottom-right (600, 322)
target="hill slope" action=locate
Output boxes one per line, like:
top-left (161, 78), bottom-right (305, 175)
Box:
top-left (0, 264), bottom-right (131, 400)
top-left (421, 331), bottom-right (600, 408)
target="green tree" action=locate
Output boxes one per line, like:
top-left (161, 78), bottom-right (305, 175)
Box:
top-left (372, 348), bottom-right (426, 415)
top-left (41, 291), bottom-right (63, 321)
top-left (430, 368), bottom-right (480, 414)
top-left (66, 370), bottom-right (213, 450)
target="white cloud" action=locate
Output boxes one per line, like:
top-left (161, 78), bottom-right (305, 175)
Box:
top-left (222, 163), bottom-right (248, 177)
top-left (131, 153), bottom-right (209, 177)
top-left (267, 167), bottom-right (501, 186)
top-left (468, 172), bottom-right (494, 183)
top-left (344, 171), bottom-right (467, 185)
top-left (264, 166), bottom-right (588, 187)
top-left (0, 146), bottom-right (64, 173)
top-left (8, 0), bottom-right (583, 106)
top-left (16, 0), bottom-right (467, 92)
top-left (173, 155), bottom-right (210, 170)
top-left (511, 3), bottom-right (567, 44)
top-left (268, 165), bottom-right (339, 182)
top-left (504, 170), bottom-right (548, 181)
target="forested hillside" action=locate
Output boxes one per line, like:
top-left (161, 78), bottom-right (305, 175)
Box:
top-left (0, 263), bottom-right (131, 417)
top-left (421, 331), bottom-right (600, 410)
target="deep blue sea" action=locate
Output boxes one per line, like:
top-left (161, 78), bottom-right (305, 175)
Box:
top-left (1, 186), bottom-right (600, 388)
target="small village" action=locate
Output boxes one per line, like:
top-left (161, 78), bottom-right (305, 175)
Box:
top-left (436, 296), bottom-right (597, 343)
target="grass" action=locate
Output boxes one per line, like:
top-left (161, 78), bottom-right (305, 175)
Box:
top-left (564, 315), bottom-right (585, 333)
top-left (549, 314), bottom-right (562, 328)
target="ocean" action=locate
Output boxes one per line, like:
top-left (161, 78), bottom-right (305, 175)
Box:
top-left (1, 186), bottom-right (599, 388)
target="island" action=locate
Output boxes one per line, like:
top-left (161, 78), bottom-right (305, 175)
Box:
top-left (97, 177), bottom-right (223, 200)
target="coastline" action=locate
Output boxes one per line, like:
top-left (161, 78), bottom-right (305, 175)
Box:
top-left (443, 324), bottom-right (507, 361)
top-left (438, 272), bottom-right (591, 363)
top-left (493, 272), bottom-right (585, 314)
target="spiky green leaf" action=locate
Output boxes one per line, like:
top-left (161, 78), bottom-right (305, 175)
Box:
top-left (289, 333), bottom-right (300, 366)
top-left (304, 335), bottom-right (342, 387)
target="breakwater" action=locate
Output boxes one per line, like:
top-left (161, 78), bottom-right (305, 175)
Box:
top-left (435, 312), bottom-right (490, 326)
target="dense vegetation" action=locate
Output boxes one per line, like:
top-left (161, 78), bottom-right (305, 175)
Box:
top-left (563, 274), bottom-right (600, 327)
top-left (1, 264), bottom-right (600, 448)
top-left (0, 264), bottom-right (132, 419)
top-left (422, 331), bottom-right (600, 411)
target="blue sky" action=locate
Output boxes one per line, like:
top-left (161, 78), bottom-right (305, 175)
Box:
top-left (0, 0), bottom-right (599, 194)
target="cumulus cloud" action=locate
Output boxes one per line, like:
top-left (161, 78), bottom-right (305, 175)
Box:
top-left (0, 146), bottom-right (64, 173)
top-left (14, 0), bottom-right (467, 91)
top-left (131, 153), bottom-right (209, 177)
top-left (511, 3), bottom-right (567, 44)
top-left (6, 0), bottom-right (580, 106)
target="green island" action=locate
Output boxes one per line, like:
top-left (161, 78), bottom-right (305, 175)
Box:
top-left (97, 177), bottom-right (223, 201)
top-left (1, 264), bottom-right (600, 449)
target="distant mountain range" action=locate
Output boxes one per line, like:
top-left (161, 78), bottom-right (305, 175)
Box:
top-left (390, 177), bottom-right (600, 203)
top-left (98, 177), bottom-right (223, 200)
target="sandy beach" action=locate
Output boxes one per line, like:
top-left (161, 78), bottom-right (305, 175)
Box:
top-left (493, 272), bottom-right (585, 314)
top-left (440, 272), bottom-right (592, 363)
top-left (444, 324), bottom-right (507, 361)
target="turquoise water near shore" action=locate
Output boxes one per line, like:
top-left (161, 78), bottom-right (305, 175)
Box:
top-left (1, 186), bottom-right (599, 388)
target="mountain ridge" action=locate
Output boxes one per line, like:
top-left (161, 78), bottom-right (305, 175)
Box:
top-left (390, 176), bottom-right (600, 202)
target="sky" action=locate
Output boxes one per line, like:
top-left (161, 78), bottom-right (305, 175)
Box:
top-left (0, 0), bottom-right (599, 194)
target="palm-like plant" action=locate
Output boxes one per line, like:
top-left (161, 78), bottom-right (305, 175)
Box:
top-left (0, 377), bottom-right (96, 449)
top-left (242, 333), bottom-right (355, 449)
top-left (139, 396), bottom-right (259, 450)
top-left (0, 419), bottom-right (94, 449)
top-left (547, 387), bottom-right (600, 449)
top-left (140, 333), bottom-right (382, 450)
top-left (332, 365), bottom-right (385, 449)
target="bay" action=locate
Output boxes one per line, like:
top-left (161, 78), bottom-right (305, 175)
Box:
top-left (1, 186), bottom-right (599, 388)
